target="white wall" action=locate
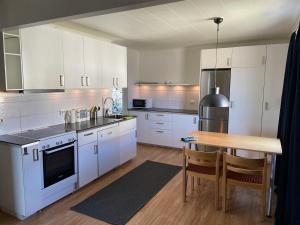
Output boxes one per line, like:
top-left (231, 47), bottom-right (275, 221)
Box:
top-left (0, 89), bottom-right (111, 134)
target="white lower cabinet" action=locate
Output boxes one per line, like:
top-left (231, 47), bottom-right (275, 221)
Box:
top-left (98, 126), bottom-right (120, 177)
top-left (129, 110), bottom-right (198, 148)
top-left (120, 129), bottom-right (137, 164)
top-left (78, 142), bottom-right (98, 188)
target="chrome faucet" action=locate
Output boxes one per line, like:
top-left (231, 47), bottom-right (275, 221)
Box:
top-left (102, 97), bottom-right (115, 117)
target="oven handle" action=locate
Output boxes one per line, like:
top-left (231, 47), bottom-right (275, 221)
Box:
top-left (44, 143), bottom-right (75, 155)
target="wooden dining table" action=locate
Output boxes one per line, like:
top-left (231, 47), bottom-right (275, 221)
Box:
top-left (187, 131), bottom-right (282, 217)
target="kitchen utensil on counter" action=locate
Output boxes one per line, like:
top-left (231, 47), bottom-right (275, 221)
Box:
top-left (90, 106), bottom-right (100, 120)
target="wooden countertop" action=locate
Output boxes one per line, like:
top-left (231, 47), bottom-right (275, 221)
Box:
top-left (190, 131), bottom-right (282, 155)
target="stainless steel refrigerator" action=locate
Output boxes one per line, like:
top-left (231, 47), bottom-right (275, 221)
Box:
top-left (198, 69), bottom-right (231, 151)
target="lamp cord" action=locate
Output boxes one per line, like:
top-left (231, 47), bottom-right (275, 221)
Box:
top-left (214, 23), bottom-right (219, 88)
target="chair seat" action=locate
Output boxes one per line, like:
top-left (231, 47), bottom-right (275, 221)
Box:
top-left (227, 171), bottom-right (263, 184)
top-left (187, 164), bottom-right (217, 175)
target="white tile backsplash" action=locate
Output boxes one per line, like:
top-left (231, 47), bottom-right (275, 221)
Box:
top-left (131, 85), bottom-right (199, 110)
top-left (0, 89), bottom-right (111, 135)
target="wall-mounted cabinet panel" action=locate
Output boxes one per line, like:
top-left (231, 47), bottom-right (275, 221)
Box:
top-left (62, 31), bottom-right (85, 89)
top-left (231, 45), bottom-right (266, 68)
top-left (261, 44), bottom-right (288, 138)
top-left (201, 48), bottom-right (232, 69)
top-left (21, 25), bottom-right (64, 90)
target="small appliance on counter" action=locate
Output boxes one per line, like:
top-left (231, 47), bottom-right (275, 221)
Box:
top-left (64, 109), bottom-right (76, 124)
top-left (90, 106), bottom-right (101, 119)
top-left (132, 98), bottom-right (152, 109)
top-left (75, 108), bottom-right (90, 122)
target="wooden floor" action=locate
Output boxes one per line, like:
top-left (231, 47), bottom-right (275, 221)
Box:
top-left (0, 144), bottom-right (275, 225)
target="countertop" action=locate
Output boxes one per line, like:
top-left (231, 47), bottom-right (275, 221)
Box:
top-left (128, 108), bottom-right (198, 115)
top-left (0, 116), bottom-right (136, 147)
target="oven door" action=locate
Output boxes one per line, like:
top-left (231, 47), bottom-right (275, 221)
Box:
top-left (42, 142), bottom-right (75, 188)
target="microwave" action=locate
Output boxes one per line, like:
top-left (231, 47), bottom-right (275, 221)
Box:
top-left (75, 108), bottom-right (90, 122)
top-left (132, 98), bottom-right (153, 108)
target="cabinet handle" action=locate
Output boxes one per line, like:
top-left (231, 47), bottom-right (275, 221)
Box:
top-left (113, 77), bottom-right (115, 87)
top-left (145, 113), bottom-right (149, 120)
top-left (59, 75), bottom-right (64, 87)
top-left (81, 76), bottom-right (85, 86)
top-left (116, 78), bottom-right (119, 87)
top-left (156, 114), bottom-right (164, 117)
top-left (193, 117), bottom-right (197, 124)
top-left (84, 132), bottom-right (94, 136)
top-left (107, 131), bottom-right (113, 135)
top-left (156, 122), bottom-right (164, 125)
top-left (156, 130), bottom-right (164, 133)
top-left (33, 149), bottom-right (39, 161)
top-left (262, 56), bottom-right (266, 65)
top-left (86, 76), bottom-right (89, 86)
top-left (227, 58), bottom-right (231, 66)
top-left (94, 144), bottom-right (98, 154)
top-left (265, 102), bottom-right (269, 110)
top-left (230, 101), bottom-right (234, 108)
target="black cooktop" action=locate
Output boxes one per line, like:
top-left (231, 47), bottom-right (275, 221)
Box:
top-left (15, 124), bottom-right (75, 140)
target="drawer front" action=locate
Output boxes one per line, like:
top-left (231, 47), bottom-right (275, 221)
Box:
top-left (78, 129), bottom-right (97, 146)
top-left (98, 127), bottom-right (119, 141)
top-left (149, 112), bottom-right (171, 122)
top-left (150, 129), bottom-right (171, 146)
top-left (150, 121), bottom-right (171, 130)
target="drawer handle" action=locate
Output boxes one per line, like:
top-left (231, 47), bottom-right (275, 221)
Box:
top-left (84, 132), bottom-right (94, 136)
top-left (107, 131), bottom-right (113, 135)
top-left (156, 130), bottom-right (164, 133)
top-left (156, 122), bottom-right (164, 125)
top-left (156, 114), bottom-right (164, 117)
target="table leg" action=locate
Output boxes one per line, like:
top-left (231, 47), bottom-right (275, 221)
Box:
top-left (267, 154), bottom-right (277, 217)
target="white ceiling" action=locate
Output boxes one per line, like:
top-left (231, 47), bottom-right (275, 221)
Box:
top-left (73, 0), bottom-right (300, 48)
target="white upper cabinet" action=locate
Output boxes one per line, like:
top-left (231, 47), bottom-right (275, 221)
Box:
top-left (21, 25), bottom-right (64, 89)
top-left (201, 48), bottom-right (232, 69)
top-left (261, 44), bottom-right (288, 138)
top-left (101, 42), bottom-right (127, 89)
top-left (231, 45), bottom-right (267, 68)
top-left (229, 67), bottom-right (265, 136)
top-left (83, 37), bottom-right (102, 89)
top-left (62, 31), bottom-right (85, 89)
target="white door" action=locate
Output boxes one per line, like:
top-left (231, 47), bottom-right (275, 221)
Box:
top-left (120, 129), bottom-right (137, 164)
top-left (231, 45), bottom-right (266, 68)
top-left (62, 31), bottom-right (85, 89)
top-left (128, 111), bottom-right (150, 143)
top-left (261, 44), bottom-right (288, 138)
top-left (98, 127), bottom-right (120, 176)
top-left (78, 142), bottom-right (98, 188)
top-left (83, 37), bottom-right (102, 89)
top-left (172, 114), bottom-right (198, 148)
top-left (22, 147), bottom-right (42, 216)
top-left (21, 25), bottom-right (64, 89)
top-left (201, 48), bottom-right (232, 69)
top-left (229, 67), bottom-right (265, 136)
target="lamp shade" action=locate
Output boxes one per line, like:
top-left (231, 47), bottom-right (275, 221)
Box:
top-left (199, 87), bottom-right (229, 107)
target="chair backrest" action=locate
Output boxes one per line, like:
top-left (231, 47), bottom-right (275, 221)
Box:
top-left (224, 154), bottom-right (266, 176)
top-left (183, 147), bottom-right (220, 168)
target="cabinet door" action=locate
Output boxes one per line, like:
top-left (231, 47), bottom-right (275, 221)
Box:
top-left (231, 45), bottom-right (266, 68)
top-left (62, 31), bottom-right (85, 89)
top-left (113, 45), bottom-right (127, 88)
top-left (128, 111), bottom-right (150, 143)
top-left (101, 42), bottom-right (115, 88)
top-left (98, 127), bottom-right (120, 176)
top-left (261, 44), bottom-right (288, 137)
top-left (172, 114), bottom-right (198, 148)
top-left (22, 146), bottom-right (42, 216)
top-left (78, 142), bottom-right (98, 188)
top-left (201, 48), bottom-right (232, 69)
top-left (83, 37), bottom-right (102, 89)
top-left (21, 25), bottom-right (64, 89)
top-left (229, 67), bottom-right (265, 136)
top-left (120, 129), bottom-right (137, 164)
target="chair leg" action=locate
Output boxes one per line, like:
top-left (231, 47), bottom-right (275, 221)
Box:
top-left (222, 178), bottom-right (227, 212)
top-left (215, 179), bottom-right (219, 210)
top-left (183, 173), bottom-right (187, 202)
top-left (191, 176), bottom-right (194, 192)
top-left (261, 187), bottom-right (266, 220)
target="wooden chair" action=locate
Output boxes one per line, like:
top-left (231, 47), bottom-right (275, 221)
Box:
top-left (182, 146), bottom-right (222, 209)
top-left (222, 153), bottom-right (268, 219)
